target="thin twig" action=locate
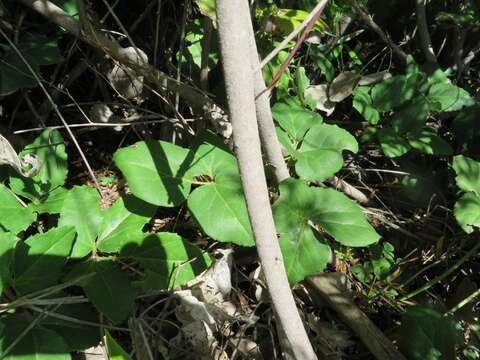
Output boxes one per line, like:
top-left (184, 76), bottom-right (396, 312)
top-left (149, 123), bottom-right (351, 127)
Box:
top-left (400, 240), bottom-right (480, 301)
top-left (415, 0), bottom-right (437, 63)
top-left (259, 0), bottom-right (328, 69)
top-left (0, 27), bottom-right (102, 193)
top-left (0, 305), bottom-right (58, 360)
top-left (19, 0), bottom-right (214, 113)
top-left (28, 305), bottom-right (130, 332)
top-left (266, 0), bottom-right (328, 92)
top-left (351, 0), bottom-right (408, 63)
top-left (446, 286), bottom-right (480, 315)
top-left (13, 117), bottom-right (184, 135)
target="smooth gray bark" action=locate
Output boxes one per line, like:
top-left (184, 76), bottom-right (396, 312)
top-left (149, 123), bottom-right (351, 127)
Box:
top-left (216, 0), bottom-right (317, 358)
top-left (244, 10), bottom-right (290, 183)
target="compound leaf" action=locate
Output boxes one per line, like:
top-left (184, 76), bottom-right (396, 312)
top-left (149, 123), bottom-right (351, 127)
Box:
top-left (0, 315), bottom-right (70, 360)
top-left (122, 232), bottom-right (211, 290)
top-left (272, 98), bottom-right (323, 141)
top-left (273, 179), bottom-right (379, 284)
top-left (0, 232), bottom-right (17, 296)
top-left (113, 140), bottom-right (194, 207)
top-left (97, 195), bottom-right (157, 253)
top-left (295, 123), bottom-right (358, 181)
top-left (14, 226), bottom-right (75, 295)
top-left (66, 260), bottom-right (136, 324)
top-left (0, 184), bottom-right (36, 234)
top-left (187, 132), bottom-right (254, 246)
top-left (59, 186), bottom-right (102, 258)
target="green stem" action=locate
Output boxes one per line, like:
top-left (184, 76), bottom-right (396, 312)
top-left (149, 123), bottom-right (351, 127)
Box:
top-left (400, 241), bottom-right (480, 301)
top-left (446, 286), bottom-right (480, 315)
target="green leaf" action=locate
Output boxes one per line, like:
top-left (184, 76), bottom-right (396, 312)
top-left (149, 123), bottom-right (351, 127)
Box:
top-left (274, 179), bottom-right (380, 247)
top-left (408, 130), bottom-right (453, 156)
top-left (188, 179), bottom-right (254, 246)
top-left (113, 140), bottom-right (193, 207)
top-left (398, 306), bottom-right (461, 360)
top-left (51, 0), bottom-right (78, 17)
top-left (452, 105), bottom-right (480, 153)
top-left (352, 86), bottom-right (380, 124)
top-left (97, 195), bottom-right (157, 253)
top-left (10, 130), bottom-right (68, 201)
top-left (378, 127), bottom-right (411, 158)
top-left (0, 184), bottom-right (35, 234)
top-left (278, 224), bottom-right (330, 285)
top-left (263, 50), bottom-right (292, 98)
top-left (295, 123), bottom-right (358, 181)
top-left (59, 186), bottom-right (102, 258)
top-left (428, 83), bottom-right (474, 112)
top-left (106, 330), bottom-right (132, 360)
top-left (32, 186), bottom-right (70, 214)
top-left (122, 232), bottom-right (211, 290)
top-left (274, 8), bottom-right (327, 34)
top-left (295, 66), bottom-right (310, 100)
top-left (272, 98), bottom-right (323, 141)
top-left (452, 155), bottom-right (480, 196)
top-left (454, 192), bottom-right (480, 233)
top-left (178, 19), bottom-right (219, 81)
top-left (187, 132), bottom-right (254, 246)
top-left (194, 0), bottom-right (216, 22)
top-left (311, 49), bottom-right (334, 82)
top-left (66, 260), bottom-right (136, 324)
top-left (13, 226), bottom-right (75, 295)
top-left (399, 159), bottom-right (446, 208)
top-left (0, 315), bottom-right (70, 360)
top-left (276, 127), bottom-right (297, 157)
top-left (16, 34), bottom-right (63, 66)
top-left (0, 232), bottom-right (17, 296)
top-left (390, 98), bottom-right (430, 135)
top-left (371, 75), bottom-right (416, 112)
top-left (40, 303), bottom-right (101, 351)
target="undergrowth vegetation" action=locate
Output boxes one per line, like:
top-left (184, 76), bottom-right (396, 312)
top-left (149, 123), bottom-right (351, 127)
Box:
top-left (0, 0), bottom-right (479, 359)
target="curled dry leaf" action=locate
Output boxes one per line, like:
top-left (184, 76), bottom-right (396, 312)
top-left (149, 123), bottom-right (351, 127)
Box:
top-left (190, 248), bottom-right (233, 303)
top-left (204, 103), bottom-right (232, 138)
top-left (305, 84), bottom-right (335, 116)
top-left (173, 249), bottom-right (257, 358)
top-left (170, 320), bottom-right (229, 360)
top-left (328, 71), bottom-right (362, 103)
top-left (107, 47), bottom-right (148, 100)
top-left (358, 70), bottom-right (391, 86)
top-left (0, 134), bottom-right (41, 177)
top-left (250, 265), bottom-right (268, 303)
top-left (89, 103), bottom-right (114, 123)
top-left (229, 336), bottom-right (263, 360)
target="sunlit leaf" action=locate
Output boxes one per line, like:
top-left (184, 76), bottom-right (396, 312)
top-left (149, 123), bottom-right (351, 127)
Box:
top-left (454, 192), bottom-right (480, 233)
top-left (452, 155), bottom-right (480, 196)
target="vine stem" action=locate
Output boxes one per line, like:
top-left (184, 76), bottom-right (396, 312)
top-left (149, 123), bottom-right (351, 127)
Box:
top-left (446, 286), bottom-right (480, 315)
top-left (415, 0), bottom-right (437, 64)
top-left (245, 5), bottom-right (290, 183)
top-left (400, 241), bottom-right (480, 301)
top-left (351, 0), bottom-right (408, 63)
top-left (215, 0), bottom-right (317, 358)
